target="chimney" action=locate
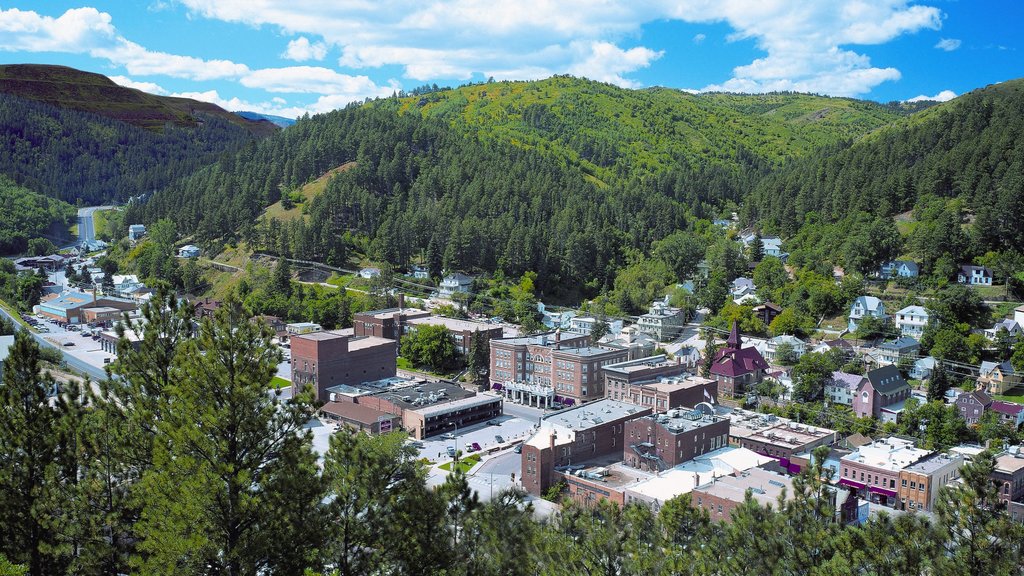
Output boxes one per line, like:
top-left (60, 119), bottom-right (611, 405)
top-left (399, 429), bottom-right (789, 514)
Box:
top-left (549, 431), bottom-right (557, 452)
top-left (555, 329), bottom-right (561, 350)
top-left (398, 293), bottom-right (405, 310)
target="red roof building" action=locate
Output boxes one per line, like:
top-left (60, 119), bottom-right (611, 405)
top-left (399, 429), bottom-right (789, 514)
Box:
top-left (709, 322), bottom-right (768, 397)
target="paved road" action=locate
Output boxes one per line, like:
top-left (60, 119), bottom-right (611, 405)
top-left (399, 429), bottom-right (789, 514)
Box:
top-left (0, 306), bottom-right (108, 381)
top-left (63, 205), bottom-right (113, 250)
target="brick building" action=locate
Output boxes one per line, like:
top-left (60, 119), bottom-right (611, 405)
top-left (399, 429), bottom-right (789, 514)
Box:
top-left (709, 322), bottom-right (769, 396)
top-left (491, 331), bottom-right (626, 407)
top-left (290, 331), bottom-right (397, 401)
top-left (520, 399), bottom-right (651, 496)
top-left (603, 355), bottom-right (691, 399)
top-left (603, 356), bottom-right (718, 412)
top-left (354, 305), bottom-right (503, 355)
top-left (726, 408), bottom-right (837, 460)
top-left (992, 448), bottom-right (1024, 505)
top-left (840, 437), bottom-right (932, 508)
top-left (692, 467), bottom-right (796, 522)
top-left (624, 408), bottom-right (730, 472)
top-left (897, 452), bottom-right (963, 512)
top-left (319, 401), bottom-right (402, 435)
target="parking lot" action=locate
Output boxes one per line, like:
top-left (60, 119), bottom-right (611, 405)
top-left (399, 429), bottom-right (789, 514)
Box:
top-left (414, 413), bottom-right (536, 462)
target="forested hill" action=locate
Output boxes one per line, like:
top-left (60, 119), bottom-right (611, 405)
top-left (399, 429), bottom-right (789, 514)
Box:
top-left (0, 91), bottom-right (263, 205)
top-left (132, 76), bottom-right (910, 298)
top-left (747, 79), bottom-right (1024, 258)
top-left (0, 64), bottom-right (277, 136)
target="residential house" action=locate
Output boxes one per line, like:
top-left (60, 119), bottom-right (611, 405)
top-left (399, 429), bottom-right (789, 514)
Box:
top-left (752, 302), bottom-right (783, 327)
top-left (879, 260), bottom-right (920, 279)
top-left (111, 274), bottom-right (144, 298)
top-left (128, 224), bottom-right (146, 241)
top-left (991, 401), bottom-right (1024, 428)
top-left (979, 361), bottom-right (1022, 395)
top-left (636, 301), bottom-right (687, 341)
top-left (567, 316), bottom-right (623, 337)
top-left (599, 326), bottom-right (656, 360)
top-left (730, 278), bottom-right (757, 302)
top-left (985, 319), bottom-right (1023, 342)
top-left (761, 334), bottom-right (807, 364)
top-left (410, 265), bottom-right (430, 279)
top-left (359, 267), bottom-right (381, 279)
top-left (438, 272), bottom-right (474, 297)
top-left (893, 305), bottom-right (929, 339)
top-left (709, 322), bottom-right (769, 397)
top-left (875, 337), bottom-right (920, 367)
top-left (854, 366), bottom-right (912, 420)
top-left (910, 356), bottom-right (936, 380)
top-left (761, 237), bottom-right (784, 259)
top-left (177, 245), bottom-right (201, 258)
top-left (956, 390), bottom-right (993, 425)
top-left (848, 296), bottom-right (886, 332)
top-left (958, 265), bottom-right (993, 286)
top-left (826, 371), bottom-right (867, 406)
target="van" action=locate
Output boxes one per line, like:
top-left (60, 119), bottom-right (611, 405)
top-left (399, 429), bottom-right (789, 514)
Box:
top-left (447, 446), bottom-right (457, 457)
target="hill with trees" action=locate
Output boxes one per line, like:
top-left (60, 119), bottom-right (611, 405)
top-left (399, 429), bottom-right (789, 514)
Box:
top-left (0, 176), bottom-right (75, 254)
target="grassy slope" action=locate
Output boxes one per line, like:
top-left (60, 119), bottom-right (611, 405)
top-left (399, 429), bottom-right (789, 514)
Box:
top-left (0, 64), bottom-right (277, 136)
top-left (262, 161), bottom-right (357, 222)
top-left (394, 77), bottom-right (904, 186)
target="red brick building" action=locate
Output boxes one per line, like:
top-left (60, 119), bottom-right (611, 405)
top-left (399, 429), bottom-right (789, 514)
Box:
top-left (520, 399), bottom-right (651, 496)
top-left (624, 409), bottom-right (730, 472)
top-left (354, 307), bottom-right (502, 355)
top-left (710, 322), bottom-right (769, 396)
top-left (290, 331), bottom-right (397, 401)
top-left (605, 357), bottom-right (718, 412)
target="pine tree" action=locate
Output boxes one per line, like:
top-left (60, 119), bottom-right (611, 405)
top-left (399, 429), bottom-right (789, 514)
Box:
top-left (132, 297), bottom-right (317, 575)
top-left (273, 257), bottom-right (293, 297)
top-left (467, 330), bottom-right (490, 390)
top-left (927, 361), bottom-right (951, 402)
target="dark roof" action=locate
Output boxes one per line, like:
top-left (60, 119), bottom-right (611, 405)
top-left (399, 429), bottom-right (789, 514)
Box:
top-left (710, 346), bottom-right (769, 378)
top-left (865, 365), bottom-right (910, 395)
top-left (754, 302), bottom-right (783, 312)
top-left (320, 401), bottom-right (394, 425)
top-left (991, 401), bottom-right (1024, 416)
top-left (958, 390), bottom-right (993, 406)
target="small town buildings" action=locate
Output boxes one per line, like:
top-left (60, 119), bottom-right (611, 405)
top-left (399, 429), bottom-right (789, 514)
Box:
top-left (82, 306), bottom-right (123, 325)
top-left (128, 224), bottom-right (146, 241)
top-left (726, 408), bottom-right (837, 460)
top-left (624, 408), bottom-right (730, 472)
top-left (606, 365), bottom-right (718, 412)
top-left (709, 322), bottom-right (769, 397)
top-left (979, 360), bottom-right (1022, 395)
top-left (991, 401), bottom-right (1024, 428)
top-left (854, 366), bottom-right (912, 420)
top-left (958, 265), bottom-right (993, 286)
top-left (598, 326), bottom-right (657, 360)
top-left (539, 305), bottom-right (576, 330)
top-left (898, 452), bottom-right (963, 512)
top-left (520, 399), bottom-right (652, 496)
top-left (13, 254), bottom-right (67, 272)
top-left (826, 371), bottom-right (867, 406)
top-left (848, 296), bottom-right (886, 332)
top-left (761, 237), bottom-right (785, 259)
top-left (358, 267), bottom-right (381, 279)
top-left (752, 302), bottom-right (783, 327)
top-left (730, 277), bottom-right (758, 303)
top-left (636, 301), bottom-right (686, 341)
top-left (840, 437), bottom-right (932, 507)
top-left (438, 272), bottom-right (474, 297)
top-left (354, 307), bottom-right (503, 355)
top-left (602, 355), bottom-right (692, 399)
top-left (192, 297), bottom-right (222, 320)
top-left (893, 305), bottom-right (929, 339)
top-left (286, 321), bottom-right (322, 335)
top-left (879, 260), bottom-right (920, 279)
top-left (567, 316), bottom-right (623, 337)
top-left (761, 334), bottom-right (807, 363)
top-left (956, 390), bottom-right (993, 425)
top-left (318, 401), bottom-right (402, 435)
top-left (35, 291), bottom-right (136, 324)
top-left (992, 448), bottom-right (1024, 504)
top-left (875, 337), bottom-right (920, 367)
top-left (692, 467), bottom-right (798, 522)
top-left (111, 274), bottom-right (144, 298)
top-left (910, 356), bottom-right (936, 380)
top-left (290, 330), bottom-right (397, 401)
top-left (177, 245), bottom-right (201, 258)
top-left (985, 318), bottom-right (1023, 342)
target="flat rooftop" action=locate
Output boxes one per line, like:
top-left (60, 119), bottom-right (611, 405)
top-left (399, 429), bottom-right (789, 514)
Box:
top-left (542, 399), bottom-right (647, 432)
top-left (637, 409), bottom-right (724, 435)
top-left (841, 437), bottom-right (932, 472)
top-left (407, 315), bottom-right (496, 333)
top-left (348, 335), bottom-right (396, 351)
top-left (642, 376), bottom-right (714, 392)
top-left (727, 409), bottom-right (836, 447)
top-left (553, 346), bottom-right (623, 358)
top-left (603, 355), bottom-right (677, 374)
top-left (693, 467), bottom-right (795, 507)
top-left (320, 401), bottom-right (391, 425)
top-left (625, 447), bottom-right (774, 503)
top-left (413, 394), bottom-right (501, 417)
top-left (995, 453), bottom-right (1024, 474)
top-left (492, 331), bottom-right (586, 347)
top-left (374, 380), bottom-right (474, 411)
top-left (905, 452), bottom-right (962, 475)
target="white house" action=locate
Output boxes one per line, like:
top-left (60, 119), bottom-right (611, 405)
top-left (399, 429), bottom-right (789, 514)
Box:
top-left (826, 371), bottom-right (867, 406)
top-left (876, 337), bottom-right (920, 367)
top-left (958, 265), bottom-right (993, 286)
top-left (111, 274), bottom-right (144, 298)
top-left (848, 296), bottom-right (886, 332)
top-left (731, 277), bottom-right (757, 302)
top-left (636, 301), bottom-right (686, 341)
top-left (879, 260), bottom-right (919, 279)
top-left (893, 305), bottom-right (929, 339)
top-left (410, 265), bottom-right (430, 280)
top-left (910, 357), bottom-right (936, 380)
top-left (359, 267), bottom-right (381, 280)
top-left (760, 334), bottom-right (807, 363)
top-left (128, 224), bottom-right (146, 241)
top-left (177, 245), bottom-right (201, 258)
top-left (438, 272), bottom-right (474, 297)
top-left (567, 316), bottom-right (623, 337)
top-left (984, 319), bottom-right (1023, 342)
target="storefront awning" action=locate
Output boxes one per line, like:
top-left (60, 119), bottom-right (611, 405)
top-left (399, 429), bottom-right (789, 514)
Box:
top-left (869, 486), bottom-right (898, 498)
top-left (839, 478), bottom-right (866, 490)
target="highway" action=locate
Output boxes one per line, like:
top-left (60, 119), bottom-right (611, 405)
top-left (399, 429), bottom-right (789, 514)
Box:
top-left (63, 205), bottom-right (113, 250)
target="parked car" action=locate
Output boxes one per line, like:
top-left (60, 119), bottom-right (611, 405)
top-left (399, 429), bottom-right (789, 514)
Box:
top-left (441, 432), bottom-right (456, 440)
top-left (514, 444), bottom-right (522, 454)
top-left (471, 442), bottom-right (481, 452)
top-left (495, 435), bottom-right (505, 443)
top-left (447, 446), bottom-right (457, 457)
top-left (63, 341), bottom-right (75, 346)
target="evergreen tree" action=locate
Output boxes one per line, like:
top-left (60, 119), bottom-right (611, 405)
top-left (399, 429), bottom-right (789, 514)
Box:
top-left (466, 330), bottom-right (491, 390)
top-left (927, 361), bottom-right (952, 402)
top-left (273, 257), bottom-right (293, 297)
top-left (132, 297), bottom-right (317, 575)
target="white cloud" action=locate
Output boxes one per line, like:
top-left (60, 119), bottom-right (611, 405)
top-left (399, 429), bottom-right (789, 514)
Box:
top-left (905, 89), bottom-right (956, 102)
top-left (0, 7), bottom-right (248, 80)
top-left (176, 0), bottom-right (944, 97)
top-left (934, 38), bottom-right (961, 51)
top-left (109, 75), bottom-right (168, 95)
top-left (692, 33), bottom-right (706, 44)
top-left (282, 36), bottom-right (327, 61)
top-left (241, 66), bottom-right (395, 97)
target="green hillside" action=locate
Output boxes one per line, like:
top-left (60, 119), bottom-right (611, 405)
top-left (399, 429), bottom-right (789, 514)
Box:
top-left (0, 64), bottom-right (277, 137)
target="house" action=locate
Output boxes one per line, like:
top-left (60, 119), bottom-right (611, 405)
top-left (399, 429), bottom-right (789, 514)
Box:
top-left (177, 245), bottom-right (201, 258)
top-left (761, 237), bottom-right (785, 259)
top-left (958, 265), bottom-right (993, 286)
top-left (599, 326), bottom-right (657, 360)
top-left (848, 296), bottom-right (886, 332)
top-left (111, 274), bottom-right (144, 298)
top-left (879, 260), bottom-right (920, 279)
top-left (910, 356), bottom-right (936, 380)
top-left (893, 305), bottom-right (929, 339)
top-left (991, 401), bottom-right (1024, 428)
top-left (826, 371), bottom-right (867, 406)
top-left (128, 224), bottom-right (146, 241)
top-left (761, 334), bottom-right (807, 364)
top-left (438, 272), bottom-right (474, 297)
top-left (876, 337), bottom-right (920, 367)
top-left (854, 366), bottom-right (912, 420)
top-left (752, 302), bottom-right (782, 327)
top-left (979, 361), bottom-right (1022, 396)
top-left (956, 390), bottom-right (993, 425)
top-left (410, 265), bottom-right (430, 280)
top-left (730, 277), bottom-right (757, 301)
top-left (984, 319), bottom-right (1023, 342)
top-left (359, 267), bottom-right (381, 279)
top-left (541, 308), bottom-right (577, 330)
top-left (567, 316), bottom-right (623, 337)
top-left (636, 301), bottom-right (687, 341)
top-left (709, 322), bottom-right (769, 397)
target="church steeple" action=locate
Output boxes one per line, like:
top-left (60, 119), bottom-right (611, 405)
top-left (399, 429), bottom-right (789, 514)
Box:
top-left (727, 320), bottom-right (741, 349)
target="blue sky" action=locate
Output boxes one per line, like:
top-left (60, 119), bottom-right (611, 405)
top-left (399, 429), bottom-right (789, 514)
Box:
top-left (0, 1), bottom-right (1020, 118)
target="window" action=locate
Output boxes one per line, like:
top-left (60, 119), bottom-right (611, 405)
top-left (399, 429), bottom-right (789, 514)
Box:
top-left (910, 481), bottom-right (916, 489)
top-left (902, 479), bottom-right (908, 487)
